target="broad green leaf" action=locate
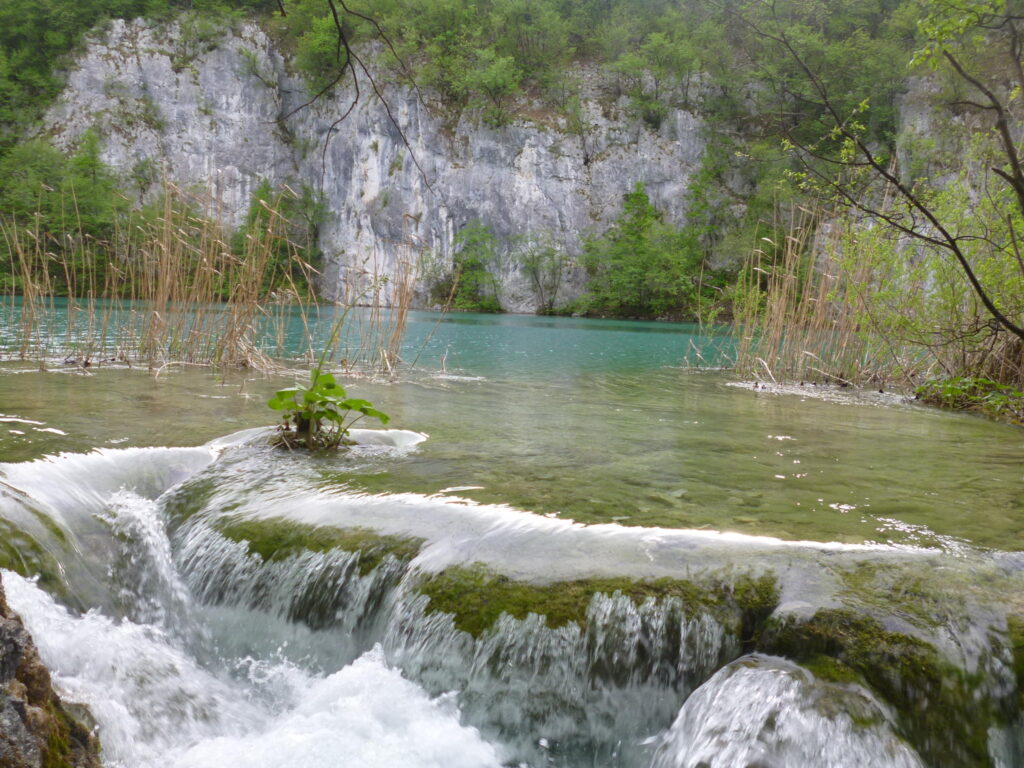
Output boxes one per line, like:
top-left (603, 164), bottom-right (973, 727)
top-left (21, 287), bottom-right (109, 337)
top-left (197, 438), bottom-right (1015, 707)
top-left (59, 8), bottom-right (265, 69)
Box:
top-left (268, 387), bottom-right (301, 410)
top-left (361, 407), bottom-right (390, 424)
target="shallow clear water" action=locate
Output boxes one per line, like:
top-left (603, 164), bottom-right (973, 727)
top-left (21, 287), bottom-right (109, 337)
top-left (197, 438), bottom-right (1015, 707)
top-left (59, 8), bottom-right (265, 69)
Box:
top-left (1, 311), bottom-right (1021, 549)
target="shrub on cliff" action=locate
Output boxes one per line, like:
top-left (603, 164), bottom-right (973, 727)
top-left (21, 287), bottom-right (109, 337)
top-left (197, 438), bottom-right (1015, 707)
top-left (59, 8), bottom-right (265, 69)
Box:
top-left (580, 182), bottom-right (718, 320)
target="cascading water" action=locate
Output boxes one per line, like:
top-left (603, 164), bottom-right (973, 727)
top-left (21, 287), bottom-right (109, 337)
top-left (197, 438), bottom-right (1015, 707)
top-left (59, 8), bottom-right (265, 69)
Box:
top-left (3, 572), bottom-right (506, 768)
top-left (1, 441), bottom-right (509, 768)
top-left (4, 429), bottom-right (1013, 768)
top-left (384, 593), bottom-right (735, 766)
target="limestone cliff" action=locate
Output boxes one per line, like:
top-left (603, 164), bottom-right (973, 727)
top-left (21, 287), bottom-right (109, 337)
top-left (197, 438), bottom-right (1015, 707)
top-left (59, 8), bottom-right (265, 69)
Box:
top-left (43, 18), bottom-right (707, 312)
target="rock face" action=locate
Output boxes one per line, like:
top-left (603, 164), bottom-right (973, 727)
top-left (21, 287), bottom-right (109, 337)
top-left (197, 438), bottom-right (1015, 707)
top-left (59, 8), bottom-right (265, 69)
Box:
top-left (43, 18), bottom-right (707, 311)
top-left (0, 574), bottom-right (100, 768)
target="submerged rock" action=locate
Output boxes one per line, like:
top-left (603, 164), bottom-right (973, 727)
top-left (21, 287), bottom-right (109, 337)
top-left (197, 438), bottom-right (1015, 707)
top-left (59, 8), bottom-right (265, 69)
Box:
top-left (650, 654), bottom-right (925, 768)
top-left (0, 573), bottom-right (100, 768)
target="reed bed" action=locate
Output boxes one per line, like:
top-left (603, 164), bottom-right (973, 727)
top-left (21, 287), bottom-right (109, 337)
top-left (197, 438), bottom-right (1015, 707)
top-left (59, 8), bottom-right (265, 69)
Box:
top-left (734, 202), bottom-right (1024, 392)
top-left (734, 205), bottom-right (938, 389)
top-left (0, 183), bottom-right (423, 376)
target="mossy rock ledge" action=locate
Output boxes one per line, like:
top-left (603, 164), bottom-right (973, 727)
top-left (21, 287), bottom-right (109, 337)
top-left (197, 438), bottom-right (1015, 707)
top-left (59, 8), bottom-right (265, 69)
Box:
top-left (213, 516), bottom-right (424, 576)
top-left (0, 520), bottom-right (70, 605)
top-left (417, 566), bottom-right (1021, 768)
top-left (416, 564), bottom-right (779, 647)
top-left (0, 572), bottom-right (100, 768)
top-left (760, 608), bottom-right (1019, 768)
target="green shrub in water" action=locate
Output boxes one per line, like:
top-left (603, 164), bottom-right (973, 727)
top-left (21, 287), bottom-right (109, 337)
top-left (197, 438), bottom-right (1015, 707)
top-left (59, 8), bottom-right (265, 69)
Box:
top-left (268, 367), bottom-right (389, 450)
top-left (915, 376), bottom-right (1024, 424)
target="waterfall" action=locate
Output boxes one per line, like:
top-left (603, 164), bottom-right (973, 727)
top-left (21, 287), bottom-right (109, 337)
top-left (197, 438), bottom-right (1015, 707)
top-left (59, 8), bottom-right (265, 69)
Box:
top-left (385, 592), bottom-right (736, 766)
top-left (95, 489), bottom-right (193, 630)
top-left (167, 515), bottom-right (745, 766)
top-left (173, 517), bottom-right (408, 667)
top-left (1, 437), bottom-right (1020, 768)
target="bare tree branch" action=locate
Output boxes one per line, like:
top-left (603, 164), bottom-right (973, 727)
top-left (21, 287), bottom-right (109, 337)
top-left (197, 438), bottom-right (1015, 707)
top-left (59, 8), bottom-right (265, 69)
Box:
top-left (276, 0), bottom-right (434, 194)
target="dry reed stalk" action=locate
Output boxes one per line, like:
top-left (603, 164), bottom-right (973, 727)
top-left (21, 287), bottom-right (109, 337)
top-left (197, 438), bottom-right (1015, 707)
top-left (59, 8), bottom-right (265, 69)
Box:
top-left (383, 244), bottom-right (419, 372)
top-left (0, 180), bottom-right (430, 379)
top-left (368, 229), bottom-right (421, 375)
top-left (734, 204), bottom-right (931, 388)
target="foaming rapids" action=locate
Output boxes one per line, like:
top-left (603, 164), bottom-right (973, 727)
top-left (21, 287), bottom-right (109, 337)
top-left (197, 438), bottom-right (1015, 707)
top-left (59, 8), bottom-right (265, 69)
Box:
top-left (3, 567), bottom-right (506, 768)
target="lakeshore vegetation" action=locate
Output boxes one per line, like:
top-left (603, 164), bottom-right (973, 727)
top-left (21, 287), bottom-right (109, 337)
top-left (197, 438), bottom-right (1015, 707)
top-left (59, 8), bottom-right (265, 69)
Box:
top-left (0, 0), bottom-right (1021, 419)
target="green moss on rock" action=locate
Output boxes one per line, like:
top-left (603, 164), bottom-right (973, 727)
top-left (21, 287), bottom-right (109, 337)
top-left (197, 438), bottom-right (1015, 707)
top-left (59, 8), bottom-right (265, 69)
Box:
top-left (39, 698), bottom-right (100, 768)
top-left (838, 561), bottom-right (965, 632)
top-left (761, 608), bottom-right (997, 768)
top-left (214, 516), bottom-right (423, 575)
top-left (417, 564), bottom-right (778, 640)
top-left (0, 520), bottom-right (67, 600)
top-left (800, 653), bottom-right (864, 686)
top-left (41, 701), bottom-right (72, 768)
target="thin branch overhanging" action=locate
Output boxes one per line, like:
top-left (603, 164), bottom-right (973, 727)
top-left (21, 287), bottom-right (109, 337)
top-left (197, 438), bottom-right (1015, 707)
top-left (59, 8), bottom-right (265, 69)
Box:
top-left (749, 8), bottom-right (1024, 342)
top-left (277, 0), bottom-right (434, 194)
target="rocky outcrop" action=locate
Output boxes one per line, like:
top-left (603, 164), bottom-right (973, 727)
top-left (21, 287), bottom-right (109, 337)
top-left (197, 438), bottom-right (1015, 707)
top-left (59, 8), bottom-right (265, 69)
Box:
top-left (0, 574), bottom-right (100, 768)
top-left (43, 18), bottom-right (708, 311)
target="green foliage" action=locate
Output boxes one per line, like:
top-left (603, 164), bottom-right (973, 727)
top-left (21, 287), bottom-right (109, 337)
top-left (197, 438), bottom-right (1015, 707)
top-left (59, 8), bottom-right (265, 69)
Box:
top-left (268, 367), bottom-right (390, 450)
top-left (0, 0), bottom-right (271, 158)
top-left (294, 12), bottom-right (349, 93)
top-left (169, 9), bottom-right (236, 73)
top-left (609, 29), bottom-right (698, 128)
top-left (464, 48), bottom-right (521, 127)
top-left (442, 219), bottom-right (502, 312)
top-left (581, 182), bottom-right (718, 319)
top-left (512, 233), bottom-right (570, 314)
top-left (916, 377), bottom-right (1024, 423)
top-left (911, 0), bottom-right (1001, 69)
top-left (0, 130), bottom-right (128, 294)
top-left (232, 178), bottom-right (322, 296)
top-left (749, 0), bottom-right (913, 149)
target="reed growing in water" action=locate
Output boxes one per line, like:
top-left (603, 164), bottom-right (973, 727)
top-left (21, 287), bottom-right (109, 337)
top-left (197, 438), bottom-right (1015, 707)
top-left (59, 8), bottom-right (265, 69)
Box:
top-left (734, 202), bottom-right (1024, 400)
top-left (0, 183), bottom-right (424, 375)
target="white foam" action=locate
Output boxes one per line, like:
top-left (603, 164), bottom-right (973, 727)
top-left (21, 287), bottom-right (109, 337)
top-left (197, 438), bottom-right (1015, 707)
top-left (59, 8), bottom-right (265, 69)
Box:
top-left (173, 647), bottom-right (503, 768)
top-left (2, 572), bottom-right (504, 768)
top-left (348, 428), bottom-right (429, 449)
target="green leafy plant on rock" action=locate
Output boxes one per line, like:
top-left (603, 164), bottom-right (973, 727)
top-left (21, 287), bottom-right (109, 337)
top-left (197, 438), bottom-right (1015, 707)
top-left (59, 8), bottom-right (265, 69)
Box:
top-left (267, 282), bottom-right (392, 449)
top-left (268, 368), bottom-right (389, 450)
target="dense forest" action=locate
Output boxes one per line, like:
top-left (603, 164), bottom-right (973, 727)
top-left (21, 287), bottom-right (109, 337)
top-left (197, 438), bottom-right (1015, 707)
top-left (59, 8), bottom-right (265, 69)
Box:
top-left (0, 0), bottom-right (1022, 417)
